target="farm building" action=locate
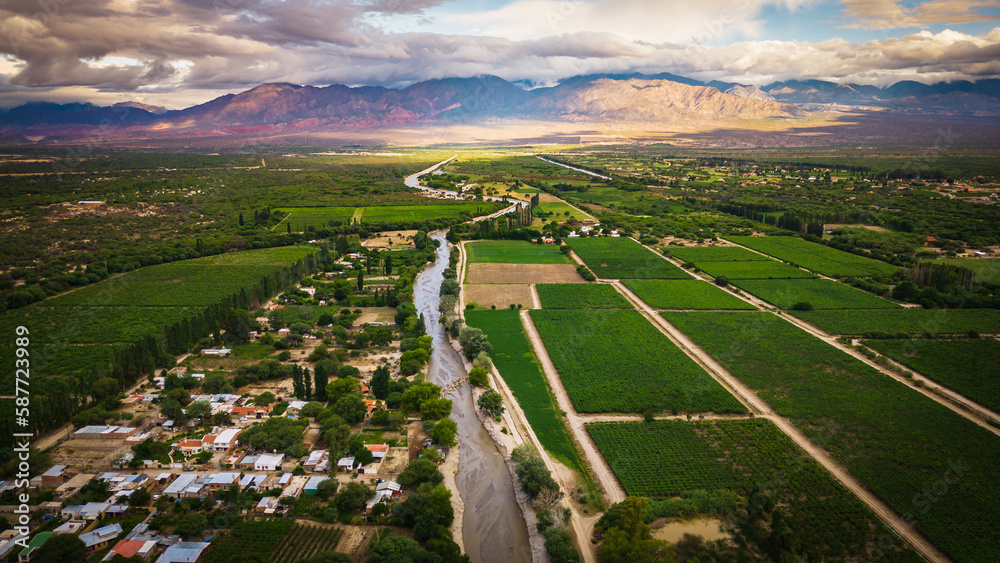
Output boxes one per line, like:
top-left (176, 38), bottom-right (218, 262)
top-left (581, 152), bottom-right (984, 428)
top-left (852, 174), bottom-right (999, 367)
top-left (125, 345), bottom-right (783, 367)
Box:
top-left (73, 425), bottom-right (139, 440)
top-left (40, 465), bottom-right (72, 487)
top-left (77, 200), bottom-right (104, 205)
top-left (201, 348), bottom-right (231, 356)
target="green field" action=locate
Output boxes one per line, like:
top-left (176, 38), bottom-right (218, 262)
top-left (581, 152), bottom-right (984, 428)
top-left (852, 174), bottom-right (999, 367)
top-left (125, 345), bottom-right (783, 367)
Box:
top-left (696, 260), bottom-right (817, 280)
top-left (270, 522), bottom-right (344, 563)
top-left (568, 238), bottom-right (691, 279)
top-left (465, 240), bottom-right (571, 264)
top-left (203, 519), bottom-right (295, 563)
top-left (732, 279), bottom-right (901, 309)
top-left (588, 419), bottom-right (918, 561)
top-left (667, 246), bottom-right (772, 262)
top-left (534, 200), bottom-right (593, 222)
top-left (726, 236), bottom-right (899, 278)
top-left (277, 203), bottom-right (491, 229)
top-left (2, 306), bottom-right (204, 344)
top-left (622, 279), bottom-right (756, 310)
top-left (865, 338), bottom-right (1000, 412)
top-left (536, 284), bottom-right (631, 309)
top-left (529, 309), bottom-right (745, 414)
top-left (790, 308), bottom-right (1000, 335)
top-left (662, 311), bottom-right (1000, 562)
top-left (925, 258), bottom-right (1000, 284)
top-left (464, 310), bottom-right (583, 469)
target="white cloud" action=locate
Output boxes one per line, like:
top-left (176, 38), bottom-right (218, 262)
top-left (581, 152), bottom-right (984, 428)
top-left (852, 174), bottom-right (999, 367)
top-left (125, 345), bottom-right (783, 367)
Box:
top-left (839, 0), bottom-right (1000, 30)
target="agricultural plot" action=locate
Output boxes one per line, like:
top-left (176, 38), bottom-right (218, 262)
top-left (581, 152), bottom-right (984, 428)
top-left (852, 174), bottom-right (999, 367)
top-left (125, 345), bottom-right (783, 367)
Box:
top-left (0, 344), bottom-right (128, 395)
top-left (568, 237), bottom-right (691, 279)
top-left (695, 260), bottom-right (816, 280)
top-left (277, 203), bottom-right (489, 229)
top-left (464, 240), bottom-right (571, 264)
top-left (726, 235), bottom-right (898, 278)
top-left (465, 263), bottom-right (583, 284)
top-left (2, 306), bottom-right (203, 344)
top-left (533, 199), bottom-right (593, 222)
top-left (587, 419), bottom-right (918, 561)
top-left (790, 308), bottom-right (1000, 335)
top-left (662, 311), bottom-right (1000, 562)
top-left (622, 279), bottom-right (755, 310)
top-left (270, 522), bottom-right (344, 563)
top-left (529, 309), bottom-right (745, 414)
top-left (202, 519), bottom-right (295, 563)
top-left (465, 310), bottom-right (583, 469)
top-left (464, 284), bottom-right (536, 310)
top-left (536, 283), bottom-right (631, 309)
top-left (864, 338), bottom-right (1000, 413)
top-left (667, 246), bottom-right (771, 263)
top-left (927, 258), bottom-right (1000, 284)
top-left (732, 279), bottom-right (900, 309)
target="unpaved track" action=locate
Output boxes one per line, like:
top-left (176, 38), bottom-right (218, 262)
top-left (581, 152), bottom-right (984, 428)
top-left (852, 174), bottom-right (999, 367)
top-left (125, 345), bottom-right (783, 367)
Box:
top-left (519, 310), bottom-right (627, 505)
top-left (609, 258), bottom-right (949, 563)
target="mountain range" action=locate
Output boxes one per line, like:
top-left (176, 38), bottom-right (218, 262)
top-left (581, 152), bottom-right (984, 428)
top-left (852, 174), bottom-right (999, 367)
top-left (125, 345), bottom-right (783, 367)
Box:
top-left (1, 73), bottom-right (998, 144)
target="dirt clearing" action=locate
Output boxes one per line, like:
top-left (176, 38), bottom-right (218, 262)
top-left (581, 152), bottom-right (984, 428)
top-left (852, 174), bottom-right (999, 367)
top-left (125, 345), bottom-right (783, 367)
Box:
top-left (466, 263), bottom-right (584, 284)
top-left (362, 230), bottom-right (417, 249)
top-left (464, 284), bottom-right (536, 309)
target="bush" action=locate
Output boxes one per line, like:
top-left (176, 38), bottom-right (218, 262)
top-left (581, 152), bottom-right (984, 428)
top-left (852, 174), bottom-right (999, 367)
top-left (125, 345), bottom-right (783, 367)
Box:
top-left (468, 367), bottom-right (490, 387)
top-left (714, 275), bottom-right (729, 287)
top-left (792, 301), bottom-right (813, 311)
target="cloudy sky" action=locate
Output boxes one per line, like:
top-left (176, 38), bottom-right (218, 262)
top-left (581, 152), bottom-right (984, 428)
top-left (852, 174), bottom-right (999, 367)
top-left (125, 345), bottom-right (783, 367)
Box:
top-left (0, 0), bottom-right (998, 109)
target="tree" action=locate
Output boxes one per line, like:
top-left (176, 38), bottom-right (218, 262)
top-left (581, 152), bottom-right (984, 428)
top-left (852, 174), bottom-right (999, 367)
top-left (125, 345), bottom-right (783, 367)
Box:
top-left (201, 373), bottom-right (234, 394)
top-left (357, 269), bottom-right (364, 292)
top-left (34, 534), bottom-right (86, 562)
top-left (368, 536), bottom-right (436, 563)
top-left (401, 382), bottom-right (441, 412)
top-left (128, 488), bottom-right (152, 507)
top-left (397, 458), bottom-right (444, 488)
top-left (299, 401), bottom-right (324, 419)
top-left (545, 528), bottom-right (581, 563)
top-left (420, 398), bottom-right (452, 420)
top-left (458, 326), bottom-right (491, 359)
top-left (326, 377), bottom-right (360, 404)
top-left (175, 512), bottom-right (207, 538)
top-left (371, 365), bottom-right (391, 400)
top-left (255, 391), bottom-right (276, 407)
top-left (335, 482), bottom-right (372, 512)
top-left (431, 418), bottom-right (458, 447)
top-left (477, 389), bottom-right (504, 418)
top-left (185, 400), bottom-right (212, 422)
top-left (468, 367), bottom-right (489, 387)
top-left (334, 393), bottom-right (367, 423)
top-left (714, 275), bottom-right (729, 287)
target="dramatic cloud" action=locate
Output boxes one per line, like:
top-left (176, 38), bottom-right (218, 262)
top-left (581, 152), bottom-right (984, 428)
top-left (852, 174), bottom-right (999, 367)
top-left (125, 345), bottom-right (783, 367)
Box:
top-left (840, 0), bottom-right (1000, 30)
top-left (0, 0), bottom-right (997, 109)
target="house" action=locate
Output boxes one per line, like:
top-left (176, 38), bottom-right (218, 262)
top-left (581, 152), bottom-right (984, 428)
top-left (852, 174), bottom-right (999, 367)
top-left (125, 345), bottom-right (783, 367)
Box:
top-left (79, 502), bottom-right (112, 521)
top-left (303, 450), bottom-right (328, 472)
top-left (79, 524), bottom-right (123, 552)
top-left (61, 505), bottom-right (85, 521)
top-left (277, 328), bottom-right (291, 336)
top-left (336, 456), bottom-right (355, 472)
top-left (256, 497), bottom-right (279, 514)
top-left (254, 453), bottom-right (284, 472)
top-left (366, 480), bottom-right (402, 510)
top-left (156, 541), bottom-right (210, 563)
top-left (208, 473), bottom-right (239, 491)
top-left (78, 200), bottom-right (104, 205)
top-left (40, 465), bottom-right (71, 487)
top-left (175, 439), bottom-right (203, 455)
top-left (103, 539), bottom-right (158, 561)
top-left (18, 531), bottom-right (51, 562)
top-left (52, 521), bottom-right (86, 535)
top-left (162, 474), bottom-right (198, 499)
top-left (304, 476), bottom-right (330, 495)
top-left (201, 348), bottom-right (231, 356)
top-left (212, 429), bottom-right (240, 451)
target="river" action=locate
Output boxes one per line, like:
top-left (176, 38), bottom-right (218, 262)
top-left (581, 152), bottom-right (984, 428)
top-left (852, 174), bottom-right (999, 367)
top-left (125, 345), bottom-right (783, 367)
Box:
top-left (412, 231), bottom-right (532, 563)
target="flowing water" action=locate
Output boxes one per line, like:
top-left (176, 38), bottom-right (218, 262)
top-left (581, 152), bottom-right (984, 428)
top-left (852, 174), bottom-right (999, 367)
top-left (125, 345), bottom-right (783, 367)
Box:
top-left (413, 231), bottom-right (532, 563)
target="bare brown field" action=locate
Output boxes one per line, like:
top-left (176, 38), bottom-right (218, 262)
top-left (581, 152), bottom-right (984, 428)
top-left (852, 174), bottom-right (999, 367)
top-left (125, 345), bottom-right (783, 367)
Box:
top-left (537, 193), bottom-right (562, 203)
top-left (464, 284), bottom-right (536, 309)
top-left (361, 230), bottom-right (417, 248)
top-left (466, 263), bottom-right (583, 284)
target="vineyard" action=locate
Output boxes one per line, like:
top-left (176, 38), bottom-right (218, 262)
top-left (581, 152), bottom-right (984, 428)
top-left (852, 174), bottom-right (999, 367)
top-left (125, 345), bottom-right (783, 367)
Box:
top-left (662, 311), bottom-right (1000, 562)
top-left (465, 240), bottom-right (571, 264)
top-left (695, 260), bottom-right (817, 280)
top-left (726, 235), bottom-right (899, 278)
top-left (731, 279), bottom-right (901, 309)
top-left (535, 283), bottom-right (631, 309)
top-left (464, 310), bottom-right (583, 470)
top-left (202, 518), bottom-right (295, 563)
top-left (622, 279), bottom-right (756, 310)
top-left (587, 419), bottom-right (919, 561)
top-left (667, 246), bottom-right (771, 262)
top-left (568, 238), bottom-right (691, 279)
top-left (529, 309), bottom-right (745, 414)
top-left (270, 522), bottom-right (344, 563)
top-left (790, 308), bottom-right (1000, 335)
top-left (277, 203), bottom-right (492, 229)
top-left (865, 338), bottom-right (1000, 412)
top-left (0, 245), bottom-right (321, 437)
